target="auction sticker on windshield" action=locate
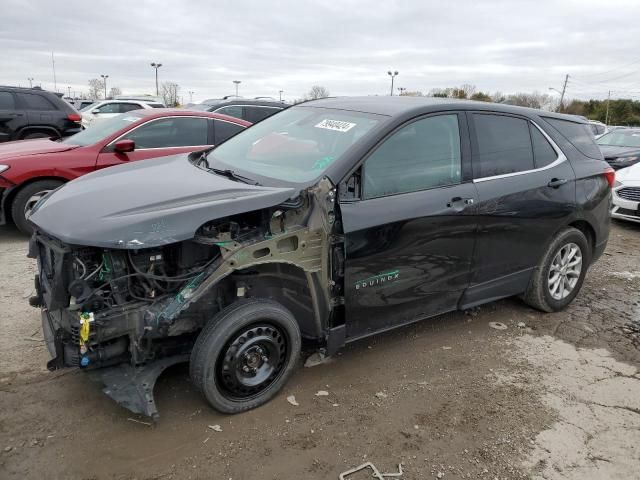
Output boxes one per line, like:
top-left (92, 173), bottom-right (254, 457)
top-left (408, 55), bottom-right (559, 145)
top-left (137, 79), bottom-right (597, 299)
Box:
top-left (315, 119), bottom-right (356, 132)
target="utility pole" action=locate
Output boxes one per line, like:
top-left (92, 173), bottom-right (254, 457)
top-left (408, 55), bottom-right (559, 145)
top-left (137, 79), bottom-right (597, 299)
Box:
top-left (67, 86), bottom-right (71, 98)
top-left (51, 52), bottom-right (57, 92)
top-left (279, 90), bottom-right (284, 101)
top-left (605, 90), bottom-right (611, 125)
top-left (558, 74), bottom-right (569, 112)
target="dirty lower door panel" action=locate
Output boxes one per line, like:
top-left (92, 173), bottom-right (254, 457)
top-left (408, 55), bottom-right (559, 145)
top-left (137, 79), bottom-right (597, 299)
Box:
top-left (341, 183), bottom-right (478, 339)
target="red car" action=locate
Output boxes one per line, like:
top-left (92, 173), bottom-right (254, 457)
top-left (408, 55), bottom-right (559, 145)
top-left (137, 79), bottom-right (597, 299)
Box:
top-left (0, 109), bottom-right (250, 233)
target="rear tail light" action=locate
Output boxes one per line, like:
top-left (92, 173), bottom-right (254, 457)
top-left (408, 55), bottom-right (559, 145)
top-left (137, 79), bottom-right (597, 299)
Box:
top-left (67, 113), bottom-right (82, 122)
top-left (603, 168), bottom-right (615, 188)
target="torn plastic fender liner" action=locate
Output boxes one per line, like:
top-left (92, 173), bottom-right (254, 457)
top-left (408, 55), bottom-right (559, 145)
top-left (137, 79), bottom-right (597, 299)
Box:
top-left (96, 354), bottom-right (189, 420)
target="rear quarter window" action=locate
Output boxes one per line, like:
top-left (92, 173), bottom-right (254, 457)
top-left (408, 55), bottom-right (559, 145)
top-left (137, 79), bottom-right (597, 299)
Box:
top-left (17, 92), bottom-right (58, 111)
top-left (543, 117), bottom-right (602, 159)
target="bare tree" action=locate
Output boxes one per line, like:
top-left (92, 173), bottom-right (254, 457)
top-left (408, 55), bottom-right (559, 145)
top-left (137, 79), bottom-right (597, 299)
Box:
top-left (161, 82), bottom-right (180, 107)
top-left (88, 78), bottom-right (104, 100)
top-left (306, 85), bottom-right (330, 100)
top-left (109, 86), bottom-right (122, 98)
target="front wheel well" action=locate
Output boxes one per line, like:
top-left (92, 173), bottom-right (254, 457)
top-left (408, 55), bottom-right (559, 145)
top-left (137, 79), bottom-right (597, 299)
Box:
top-left (4, 176), bottom-right (67, 223)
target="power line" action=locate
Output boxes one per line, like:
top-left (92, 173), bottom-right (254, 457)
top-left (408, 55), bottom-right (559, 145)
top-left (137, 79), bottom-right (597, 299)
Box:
top-left (574, 58), bottom-right (640, 79)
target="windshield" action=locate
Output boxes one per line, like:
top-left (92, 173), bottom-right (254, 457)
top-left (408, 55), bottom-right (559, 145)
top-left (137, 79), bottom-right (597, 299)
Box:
top-left (207, 106), bottom-right (383, 183)
top-left (597, 131), bottom-right (640, 148)
top-left (62, 113), bottom-right (143, 146)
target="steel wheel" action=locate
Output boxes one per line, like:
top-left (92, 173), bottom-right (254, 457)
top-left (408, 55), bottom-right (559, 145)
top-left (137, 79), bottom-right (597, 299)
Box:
top-left (24, 189), bottom-right (53, 218)
top-left (216, 324), bottom-right (289, 400)
top-left (548, 242), bottom-right (582, 300)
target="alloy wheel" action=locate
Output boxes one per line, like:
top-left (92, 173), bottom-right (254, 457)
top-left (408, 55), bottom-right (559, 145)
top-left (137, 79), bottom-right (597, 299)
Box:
top-left (548, 242), bottom-right (582, 300)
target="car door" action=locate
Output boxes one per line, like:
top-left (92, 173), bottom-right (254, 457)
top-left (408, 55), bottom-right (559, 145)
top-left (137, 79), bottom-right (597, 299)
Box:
top-left (90, 102), bottom-right (121, 123)
top-left (461, 112), bottom-right (576, 307)
top-left (0, 91), bottom-right (26, 142)
top-left (340, 113), bottom-right (478, 339)
top-left (95, 116), bottom-right (212, 169)
top-left (16, 92), bottom-right (58, 131)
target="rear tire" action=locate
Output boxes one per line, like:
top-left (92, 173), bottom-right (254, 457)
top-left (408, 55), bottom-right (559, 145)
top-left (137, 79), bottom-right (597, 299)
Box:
top-left (190, 298), bottom-right (301, 414)
top-left (21, 131), bottom-right (58, 140)
top-left (11, 180), bottom-right (64, 235)
top-left (523, 227), bottom-right (590, 312)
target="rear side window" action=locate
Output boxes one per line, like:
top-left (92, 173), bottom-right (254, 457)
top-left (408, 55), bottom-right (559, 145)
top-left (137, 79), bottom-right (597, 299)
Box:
top-left (215, 105), bottom-right (244, 119)
top-left (530, 125), bottom-right (558, 168)
top-left (118, 103), bottom-right (142, 113)
top-left (363, 114), bottom-right (462, 199)
top-left (245, 106), bottom-right (281, 123)
top-left (472, 114), bottom-right (534, 178)
top-left (122, 117), bottom-right (209, 148)
top-left (214, 119), bottom-right (245, 144)
top-left (17, 93), bottom-right (57, 111)
top-left (543, 117), bottom-right (602, 159)
top-left (0, 92), bottom-right (15, 109)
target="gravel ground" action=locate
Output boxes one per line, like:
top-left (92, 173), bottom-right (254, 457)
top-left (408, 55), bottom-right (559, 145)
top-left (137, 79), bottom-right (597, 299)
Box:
top-left (0, 220), bottom-right (639, 479)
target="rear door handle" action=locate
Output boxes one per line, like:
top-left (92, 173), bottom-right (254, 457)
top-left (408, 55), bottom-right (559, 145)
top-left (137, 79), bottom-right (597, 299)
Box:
top-left (547, 178), bottom-right (568, 188)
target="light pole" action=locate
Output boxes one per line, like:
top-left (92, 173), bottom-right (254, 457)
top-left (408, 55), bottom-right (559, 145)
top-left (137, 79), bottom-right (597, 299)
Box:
top-left (67, 86), bottom-right (71, 98)
top-left (188, 91), bottom-right (194, 103)
top-left (150, 62), bottom-right (162, 96)
top-left (233, 80), bottom-right (241, 96)
top-left (398, 87), bottom-right (406, 96)
top-left (387, 70), bottom-right (399, 96)
top-left (101, 74), bottom-right (109, 99)
top-left (279, 90), bottom-right (284, 101)
top-left (28, 77), bottom-right (34, 88)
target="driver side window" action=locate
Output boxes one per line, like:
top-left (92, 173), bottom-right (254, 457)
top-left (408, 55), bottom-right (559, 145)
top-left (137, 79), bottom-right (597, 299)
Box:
top-left (95, 103), bottom-right (119, 114)
top-left (363, 114), bottom-right (462, 199)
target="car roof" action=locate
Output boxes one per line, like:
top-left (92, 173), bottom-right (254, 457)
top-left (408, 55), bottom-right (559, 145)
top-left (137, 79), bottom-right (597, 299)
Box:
top-left (299, 96), bottom-right (587, 123)
top-left (130, 108), bottom-right (252, 126)
top-left (201, 99), bottom-right (287, 108)
top-left (95, 99), bottom-right (162, 104)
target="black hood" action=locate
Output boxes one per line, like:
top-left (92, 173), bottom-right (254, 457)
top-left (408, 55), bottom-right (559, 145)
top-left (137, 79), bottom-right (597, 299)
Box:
top-left (29, 154), bottom-right (297, 248)
top-left (598, 145), bottom-right (640, 158)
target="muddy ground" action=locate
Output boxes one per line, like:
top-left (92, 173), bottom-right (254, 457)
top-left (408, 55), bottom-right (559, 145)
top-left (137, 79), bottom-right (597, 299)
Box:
top-left (1, 221), bottom-right (639, 480)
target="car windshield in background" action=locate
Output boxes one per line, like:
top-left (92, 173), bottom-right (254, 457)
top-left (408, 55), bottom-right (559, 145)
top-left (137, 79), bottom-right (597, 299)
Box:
top-left (207, 106), bottom-right (383, 183)
top-left (597, 130), bottom-right (640, 148)
top-left (80, 102), bottom-right (99, 112)
top-left (62, 113), bottom-right (143, 146)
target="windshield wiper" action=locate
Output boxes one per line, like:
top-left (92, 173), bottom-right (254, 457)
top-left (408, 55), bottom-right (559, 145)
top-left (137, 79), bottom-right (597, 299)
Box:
top-left (209, 167), bottom-right (260, 185)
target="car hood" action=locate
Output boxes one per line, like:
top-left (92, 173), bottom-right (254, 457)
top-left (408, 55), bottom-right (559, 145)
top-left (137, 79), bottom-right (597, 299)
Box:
top-left (598, 145), bottom-right (640, 158)
top-left (616, 163), bottom-right (640, 183)
top-left (0, 138), bottom-right (79, 161)
top-left (29, 154), bottom-right (298, 249)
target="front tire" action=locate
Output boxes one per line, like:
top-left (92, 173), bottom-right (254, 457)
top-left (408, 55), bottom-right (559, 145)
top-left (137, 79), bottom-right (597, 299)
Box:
top-left (523, 227), bottom-right (590, 312)
top-left (190, 299), bottom-right (301, 414)
top-left (11, 180), bottom-right (64, 235)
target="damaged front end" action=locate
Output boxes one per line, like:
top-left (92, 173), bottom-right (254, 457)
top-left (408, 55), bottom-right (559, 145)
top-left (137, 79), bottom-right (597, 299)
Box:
top-left (29, 178), bottom-right (343, 419)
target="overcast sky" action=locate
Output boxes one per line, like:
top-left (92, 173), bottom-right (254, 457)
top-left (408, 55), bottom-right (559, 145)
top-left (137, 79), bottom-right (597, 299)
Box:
top-left (2, 0), bottom-right (640, 103)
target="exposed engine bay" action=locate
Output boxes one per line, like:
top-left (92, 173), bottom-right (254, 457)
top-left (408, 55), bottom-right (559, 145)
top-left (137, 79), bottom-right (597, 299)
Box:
top-left (29, 178), bottom-right (344, 418)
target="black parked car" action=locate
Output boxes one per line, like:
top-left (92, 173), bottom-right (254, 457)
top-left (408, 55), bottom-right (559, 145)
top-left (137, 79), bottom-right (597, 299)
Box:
top-left (190, 98), bottom-right (287, 123)
top-left (596, 127), bottom-right (640, 170)
top-left (0, 86), bottom-right (82, 142)
top-left (29, 97), bottom-right (613, 419)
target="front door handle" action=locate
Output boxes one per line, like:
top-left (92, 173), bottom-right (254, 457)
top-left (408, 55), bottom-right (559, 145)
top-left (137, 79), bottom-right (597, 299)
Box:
top-left (447, 197), bottom-right (474, 208)
top-left (547, 178), bottom-right (568, 188)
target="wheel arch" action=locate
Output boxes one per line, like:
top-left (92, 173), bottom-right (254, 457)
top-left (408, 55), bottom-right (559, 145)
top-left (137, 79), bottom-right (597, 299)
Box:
top-left (3, 176), bottom-right (67, 223)
top-left (16, 125), bottom-right (62, 139)
top-left (567, 219), bottom-right (596, 257)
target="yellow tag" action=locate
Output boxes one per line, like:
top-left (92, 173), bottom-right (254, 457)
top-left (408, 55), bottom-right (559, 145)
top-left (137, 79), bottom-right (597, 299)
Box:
top-left (79, 313), bottom-right (91, 346)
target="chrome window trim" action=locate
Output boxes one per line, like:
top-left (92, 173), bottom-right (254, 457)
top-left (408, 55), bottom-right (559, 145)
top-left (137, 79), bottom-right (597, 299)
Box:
top-left (473, 119), bottom-right (567, 183)
top-left (213, 105), bottom-right (283, 113)
top-left (106, 115), bottom-right (216, 148)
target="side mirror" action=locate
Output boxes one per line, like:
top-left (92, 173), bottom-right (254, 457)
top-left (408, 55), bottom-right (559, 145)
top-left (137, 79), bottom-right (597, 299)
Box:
top-left (114, 139), bottom-right (135, 154)
top-left (91, 109), bottom-right (101, 115)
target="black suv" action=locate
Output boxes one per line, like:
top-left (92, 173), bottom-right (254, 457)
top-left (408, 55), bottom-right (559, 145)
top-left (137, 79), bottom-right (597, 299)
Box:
top-left (190, 98), bottom-right (287, 123)
top-left (0, 86), bottom-right (82, 142)
top-left (28, 97), bottom-right (613, 419)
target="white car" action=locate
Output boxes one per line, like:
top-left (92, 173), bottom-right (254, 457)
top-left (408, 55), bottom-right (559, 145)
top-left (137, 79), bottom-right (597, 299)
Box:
top-left (611, 163), bottom-right (640, 224)
top-left (81, 99), bottom-right (165, 128)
